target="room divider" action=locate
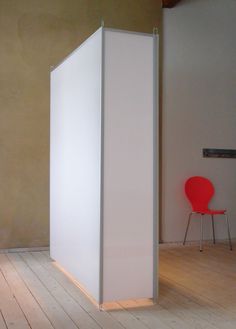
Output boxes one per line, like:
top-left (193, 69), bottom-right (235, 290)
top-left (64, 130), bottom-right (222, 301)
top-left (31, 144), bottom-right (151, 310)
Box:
top-left (50, 27), bottom-right (159, 306)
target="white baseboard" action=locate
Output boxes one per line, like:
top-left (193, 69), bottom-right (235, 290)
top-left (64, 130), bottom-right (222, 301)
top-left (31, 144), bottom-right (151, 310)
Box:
top-left (159, 239), bottom-right (235, 249)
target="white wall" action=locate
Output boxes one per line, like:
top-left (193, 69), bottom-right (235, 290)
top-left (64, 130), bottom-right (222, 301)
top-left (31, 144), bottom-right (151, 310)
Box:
top-left (162, 0), bottom-right (236, 242)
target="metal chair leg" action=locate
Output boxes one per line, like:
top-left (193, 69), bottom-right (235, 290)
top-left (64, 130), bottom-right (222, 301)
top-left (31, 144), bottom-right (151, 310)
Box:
top-left (211, 215), bottom-right (216, 244)
top-left (200, 214), bottom-right (203, 252)
top-left (224, 213), bottom-right (232, 251)
top-left (183, 213), bottom-right (192, 245)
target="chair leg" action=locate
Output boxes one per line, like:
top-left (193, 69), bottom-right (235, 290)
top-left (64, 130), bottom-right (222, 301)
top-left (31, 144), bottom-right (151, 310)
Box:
top-left (211, 215), bottom-right (216, 244)
top-left (200, 214), bottom-right (203, 252)
top-left (224, 213), bottom-right (232, 251)
top-left (183, 213), bottom-right (192, 245)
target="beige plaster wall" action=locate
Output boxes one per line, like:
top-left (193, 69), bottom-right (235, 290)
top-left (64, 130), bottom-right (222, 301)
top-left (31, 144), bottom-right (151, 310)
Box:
top-left (0, 0), bottom-right (161, 248)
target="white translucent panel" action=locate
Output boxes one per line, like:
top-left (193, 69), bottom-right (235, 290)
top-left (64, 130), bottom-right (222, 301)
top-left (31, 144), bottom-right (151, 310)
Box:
top-left (50, 27), bottom-right (158, 305)
top-left (50, 29), bottom-right (102, 301)
top-left (103, 30), bottom-right (154, 302)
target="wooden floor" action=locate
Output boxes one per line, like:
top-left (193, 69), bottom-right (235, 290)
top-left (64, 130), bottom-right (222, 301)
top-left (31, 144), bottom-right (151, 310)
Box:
top-left (0, 243), bottom-right (235, 328)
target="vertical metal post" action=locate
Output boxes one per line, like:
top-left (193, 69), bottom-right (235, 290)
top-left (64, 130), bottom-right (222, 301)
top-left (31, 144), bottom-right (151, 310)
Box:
top-left (211, 215), bottom-right (216, 244)
top-left (183, 213), bottom-right (192, 245)
top-left (99, 26), bottom-right (105, 307)
top-left (200, 214), bottom-right (204, 252)
top-left (152, 27), bottom-right (159, 303)
top-left (225, 213), bottom-right (233, 251)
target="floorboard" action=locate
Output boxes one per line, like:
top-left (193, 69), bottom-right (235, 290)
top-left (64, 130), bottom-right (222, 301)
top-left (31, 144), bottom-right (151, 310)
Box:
top-left (0, 253), bottom-right (53, 329)
top-left (0, 243), bottom-right (234, 328)
top-left (20, 252), bottom-right (101, 329)
top-left (0, 311), bottom-right (7, 329)
top-left (0, 257), bottom-right (30, 329)
top-left (32, 251), bottom-right (125, 329)
top-left (7, 253), bottom-right (79, 329)
top-left (159, 242), bottom-right (236, 329)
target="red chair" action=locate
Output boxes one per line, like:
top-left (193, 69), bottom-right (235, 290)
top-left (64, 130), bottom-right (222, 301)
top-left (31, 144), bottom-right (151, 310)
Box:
top-left (183, 176), bottom-right (232, 251)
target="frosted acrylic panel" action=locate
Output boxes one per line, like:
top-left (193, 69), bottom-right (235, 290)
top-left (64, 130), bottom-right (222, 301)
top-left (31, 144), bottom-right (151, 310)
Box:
top-left (50, 29), bottom-right (102, 301)
top-left (103, 30), bottom-right (154, 301)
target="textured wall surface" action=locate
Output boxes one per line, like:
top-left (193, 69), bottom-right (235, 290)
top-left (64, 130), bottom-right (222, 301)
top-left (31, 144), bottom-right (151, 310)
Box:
top-left (0, 0), bottom-right (161, 248)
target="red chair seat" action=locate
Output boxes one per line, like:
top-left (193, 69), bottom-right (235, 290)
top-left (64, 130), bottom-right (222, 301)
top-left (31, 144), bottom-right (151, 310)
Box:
top-left (199, 209), bottom-right (226, 215)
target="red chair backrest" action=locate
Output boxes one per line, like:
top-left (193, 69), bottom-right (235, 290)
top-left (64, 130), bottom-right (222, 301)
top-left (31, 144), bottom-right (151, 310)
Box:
top-left (185, 176), bottom-right (214, 212)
